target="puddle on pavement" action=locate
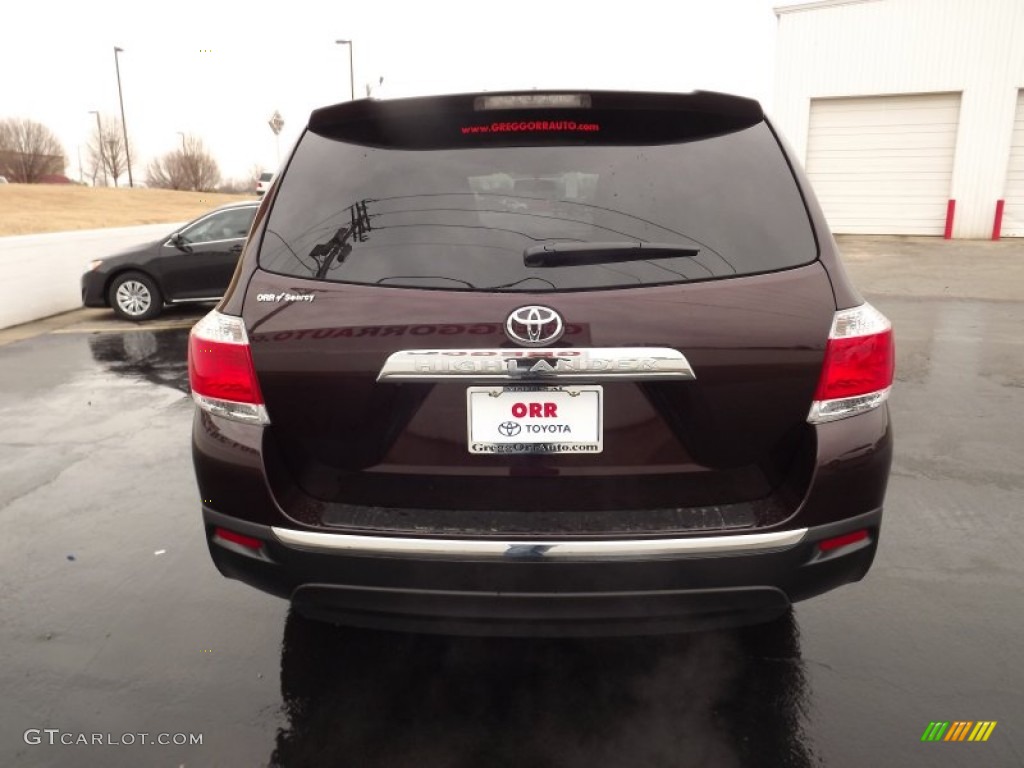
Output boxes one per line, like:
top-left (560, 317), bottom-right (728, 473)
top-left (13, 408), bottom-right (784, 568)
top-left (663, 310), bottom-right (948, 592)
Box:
top-left (87, 329), bottom-right (190, 394)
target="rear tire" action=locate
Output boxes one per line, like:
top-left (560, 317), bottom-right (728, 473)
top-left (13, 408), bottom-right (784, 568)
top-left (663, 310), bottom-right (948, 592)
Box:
top-left (108, 271), bottom-right (162, 321)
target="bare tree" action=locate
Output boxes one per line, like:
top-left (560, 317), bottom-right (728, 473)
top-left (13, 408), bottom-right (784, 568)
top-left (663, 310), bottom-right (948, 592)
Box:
top-left (180, 135), bottom-right (220, 191)
top-left (0, 118), bottom-right (67, 183)
top-left (87, 149), bottom-right (102, 187)
top-left (146, 152), bottom-right (188, 190)
top-left (86, 115), bottom-right (132, 187)
top-left (146, 134), bottom-right (221, 192)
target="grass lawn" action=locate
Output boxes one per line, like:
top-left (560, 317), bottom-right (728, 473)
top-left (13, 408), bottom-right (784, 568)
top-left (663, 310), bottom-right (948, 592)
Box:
top-left (0, 185), bottom-right (256, 236)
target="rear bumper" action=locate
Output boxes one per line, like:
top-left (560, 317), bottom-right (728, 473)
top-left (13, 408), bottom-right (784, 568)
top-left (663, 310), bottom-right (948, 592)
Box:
top-left (203, 505), bottom-right (881, 637)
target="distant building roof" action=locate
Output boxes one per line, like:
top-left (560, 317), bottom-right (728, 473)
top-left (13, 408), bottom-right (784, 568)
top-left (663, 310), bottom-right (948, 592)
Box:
top-left (37, 174), bottom-right (73, 184)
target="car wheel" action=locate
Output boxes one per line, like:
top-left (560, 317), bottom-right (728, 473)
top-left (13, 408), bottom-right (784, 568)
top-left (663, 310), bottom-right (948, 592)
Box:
top-left (108, 271), bottom-right (163, 321)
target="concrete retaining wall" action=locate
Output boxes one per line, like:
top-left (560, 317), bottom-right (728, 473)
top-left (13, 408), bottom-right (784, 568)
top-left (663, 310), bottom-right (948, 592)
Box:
top-left (0, 223), bottom-right (183, 330)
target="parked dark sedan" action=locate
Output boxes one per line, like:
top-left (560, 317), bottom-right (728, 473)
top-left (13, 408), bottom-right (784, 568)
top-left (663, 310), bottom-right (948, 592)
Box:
top-left (82, 201), bottom-right (259, 320)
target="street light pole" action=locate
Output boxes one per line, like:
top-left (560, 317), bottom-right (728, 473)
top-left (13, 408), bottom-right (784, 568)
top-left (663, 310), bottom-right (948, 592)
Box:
top-left (113, 46), bottom-right (134, 188)
top-left (177, 131), bottom-right (186, 153)
top-left (88, 110), bottom-right (108, 187)
top-left (335, 39), bottom-right (355, 101)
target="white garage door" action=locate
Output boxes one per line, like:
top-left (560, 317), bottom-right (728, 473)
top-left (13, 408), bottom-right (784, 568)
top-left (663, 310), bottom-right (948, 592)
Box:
top-left (1001, 90), bottom-right (1024, 237)
top-left (806, 93), bottom-right (961, 235)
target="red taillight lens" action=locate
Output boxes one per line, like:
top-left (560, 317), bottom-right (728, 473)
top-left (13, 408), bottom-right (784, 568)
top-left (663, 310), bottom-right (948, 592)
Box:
top-left (809, 303), bottom-right (894, 424)
top-left (213, 527), bottom-right (263, 550)
top-left (814, 329), bottom-right (894, 401)
top-left (188, 311), bottom-right (269, 424)
top-left (189, 336), bottom-right (263, 404)
top-left (818, 529), bottom-right (869, 552)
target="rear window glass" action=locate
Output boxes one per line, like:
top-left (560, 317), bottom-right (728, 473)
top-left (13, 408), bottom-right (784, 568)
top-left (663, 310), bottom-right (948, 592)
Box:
top-left (258, 113), bottom-right (816, 292)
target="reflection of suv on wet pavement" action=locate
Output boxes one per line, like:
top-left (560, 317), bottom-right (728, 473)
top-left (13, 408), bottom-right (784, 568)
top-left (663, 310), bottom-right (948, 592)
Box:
top-left (189, 91), bottom-right (894, 636)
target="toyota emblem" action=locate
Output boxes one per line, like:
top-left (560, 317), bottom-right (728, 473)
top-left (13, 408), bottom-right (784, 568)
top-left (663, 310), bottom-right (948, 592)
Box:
top-left (505, 306), bottom-right (564, 346)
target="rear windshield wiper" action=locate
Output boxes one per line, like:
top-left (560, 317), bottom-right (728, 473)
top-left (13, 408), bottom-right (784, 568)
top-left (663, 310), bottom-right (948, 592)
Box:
top-left (523, 241), bottom-right (700, 268)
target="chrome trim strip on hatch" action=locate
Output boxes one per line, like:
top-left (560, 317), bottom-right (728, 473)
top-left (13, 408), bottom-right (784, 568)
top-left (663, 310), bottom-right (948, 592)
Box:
top-left (271, 527), bottom-right (807, 559)
top-left (376, 347), bottom-right (696, 383)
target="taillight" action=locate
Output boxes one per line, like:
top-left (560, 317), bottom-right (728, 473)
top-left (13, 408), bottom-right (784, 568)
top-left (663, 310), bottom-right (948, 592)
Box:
top-left (808, 303), bottom-right (893, 424)
top-left (188, 310), bottom-right (269, 425)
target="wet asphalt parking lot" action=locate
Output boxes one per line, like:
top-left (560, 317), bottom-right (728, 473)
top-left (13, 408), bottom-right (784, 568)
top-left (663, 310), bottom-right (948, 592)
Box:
top-left (0, 238), bottom-right (1022, 767)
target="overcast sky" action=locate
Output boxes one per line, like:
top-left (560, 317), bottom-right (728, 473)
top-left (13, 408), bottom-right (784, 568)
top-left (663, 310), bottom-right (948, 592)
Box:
top-left (2, 0), bottom-right (790, 184)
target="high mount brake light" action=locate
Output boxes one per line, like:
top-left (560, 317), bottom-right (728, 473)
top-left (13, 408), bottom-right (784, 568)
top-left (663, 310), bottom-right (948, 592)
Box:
top-left (808, 303), bottom-right (894, 424)
top-left (188, 310), bottom-right (269, 425)
top-left (474, 94), bottom-right (591, 111)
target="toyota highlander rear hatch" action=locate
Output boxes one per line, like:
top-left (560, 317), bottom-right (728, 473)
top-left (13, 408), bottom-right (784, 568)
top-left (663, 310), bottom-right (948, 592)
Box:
top-left (240, 91), bottom-right (834, 534)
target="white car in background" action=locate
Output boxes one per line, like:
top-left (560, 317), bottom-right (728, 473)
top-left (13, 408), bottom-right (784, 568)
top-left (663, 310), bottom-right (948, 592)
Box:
top-left (256, 172), bottom-right (274, 196)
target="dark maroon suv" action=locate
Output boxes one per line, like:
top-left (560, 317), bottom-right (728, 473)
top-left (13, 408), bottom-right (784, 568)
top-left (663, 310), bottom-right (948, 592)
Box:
top-left (189, 90), bottom-right (893, 636)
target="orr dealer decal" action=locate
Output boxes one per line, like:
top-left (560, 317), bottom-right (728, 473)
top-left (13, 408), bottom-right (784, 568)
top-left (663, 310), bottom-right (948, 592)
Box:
top-left (256, 292), bottom-right (315, 303)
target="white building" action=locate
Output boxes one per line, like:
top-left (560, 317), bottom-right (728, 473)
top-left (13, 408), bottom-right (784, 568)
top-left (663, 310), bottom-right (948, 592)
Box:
top-left (773, 0), bottom-right (1024, 238)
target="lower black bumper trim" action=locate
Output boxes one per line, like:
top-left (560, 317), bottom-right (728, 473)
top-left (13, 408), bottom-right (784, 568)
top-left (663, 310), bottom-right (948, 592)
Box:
top-left (202, 506), bottom-right (881, 637)
top-left (292, 584), bottom-right (792, 637)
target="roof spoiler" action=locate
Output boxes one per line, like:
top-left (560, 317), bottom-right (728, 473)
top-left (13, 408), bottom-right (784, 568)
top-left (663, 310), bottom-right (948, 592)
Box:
top-left (311, 90), bottom-right (762, 130)
top-left (307, 90), bottom-right (764, 148)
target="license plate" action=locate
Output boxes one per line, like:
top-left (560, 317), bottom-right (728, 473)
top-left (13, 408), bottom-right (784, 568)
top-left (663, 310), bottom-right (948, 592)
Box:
top-left (467, 386), bottom-right (603, 454)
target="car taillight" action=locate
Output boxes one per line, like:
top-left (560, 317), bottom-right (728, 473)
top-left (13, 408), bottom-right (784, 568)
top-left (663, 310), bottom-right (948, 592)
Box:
top-left (188, 310), bottom-right (269, 425)
top-left (808, 303), bottom-right (894, 424)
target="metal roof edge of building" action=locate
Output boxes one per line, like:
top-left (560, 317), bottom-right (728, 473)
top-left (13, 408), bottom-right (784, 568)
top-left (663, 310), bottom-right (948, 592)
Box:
top-left (774, 0), bottom-right (883, 17)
